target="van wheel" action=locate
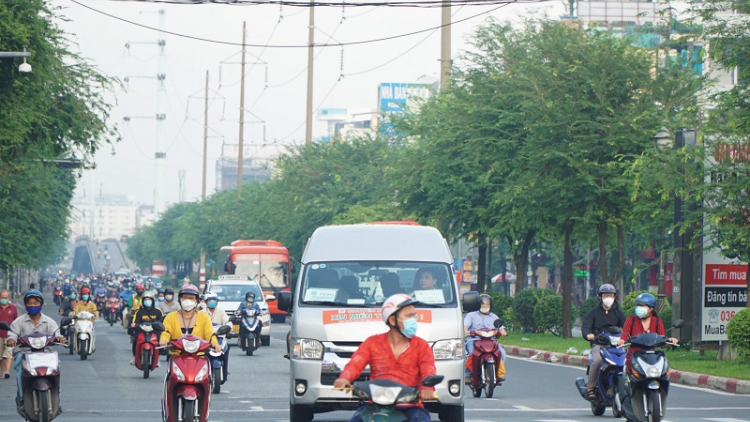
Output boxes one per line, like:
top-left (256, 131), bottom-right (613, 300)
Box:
top-left (290, 403), bottom-right (313, 422)
top-left (438, 404), bottom-right (464, 422)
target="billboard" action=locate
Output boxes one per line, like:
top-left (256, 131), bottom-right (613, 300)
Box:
top-left (377, 82), bottom-right (433, 136)
top-left (701, 249), bottom-right (748, 341)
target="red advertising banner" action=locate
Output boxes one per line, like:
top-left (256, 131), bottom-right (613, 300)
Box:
top-left (705, 264), bottom-right (748, 286)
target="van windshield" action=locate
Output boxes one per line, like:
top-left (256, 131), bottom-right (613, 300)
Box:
top-left (300, 262), bottom-right (456, 307)
top-left (210, 284), bottom-right (262, 302)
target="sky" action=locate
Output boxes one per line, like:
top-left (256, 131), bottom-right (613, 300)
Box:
top-left (57, 0), bottom-right (564, 206)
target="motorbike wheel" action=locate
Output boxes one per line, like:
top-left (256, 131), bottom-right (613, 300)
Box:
top-left (245, 336), bottom-right (254, 356)
top-left (591, 402), bottom-right (606, 416)
top-left (647, 389), bottom-right (661, 422)
top-left (612, 397), bottom-right (623, 418)
top-left (36, 389), bottom-right (51, 422)
top-left (483, 361), bottom-right (495, 398)
top-left (182, 398), bottom-right (196, 422)
top-left (142, 349), bottom-right (151, 379)
top-left (68, 334), bottom-right (74, 355)
top-left (472, 388), bottom-right (481, 397)
top-left (80, 340), bottom-right (88, 360)
top-left (212, 368), bottom-right (221, 394)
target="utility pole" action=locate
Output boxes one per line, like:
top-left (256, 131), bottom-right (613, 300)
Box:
top-left (439, 0), bottom-right (451, 91)
top-left (155, 10), bottom-right (167, 214)
top-left (200, 70), bottom-right (209, 291)
top-left (237, 21), bottom-right (247, 196)
top-left (305, 1), bottom-right (315, 145)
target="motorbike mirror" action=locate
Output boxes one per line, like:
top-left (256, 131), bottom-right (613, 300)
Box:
top-left (672, 319), bottom-right (684, 329)
top-left (216, 325), bottom-right (232, 336)
top-left (0, 321), bottom-right (10, 331)
top-left (60, 317), bottom-right (73, 327)
top-left (493, 319), bottom-right (503, 329)
top-left (152, 321), bottom-right (166, 331)
top-left (420, 375), bottom-right (445, 387)
top-left (608, 326), bottom-right (623, 334)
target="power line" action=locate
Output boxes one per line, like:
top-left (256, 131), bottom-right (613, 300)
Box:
top-left (69, 0), bottom-right (539, 48)
top-left (99, 0), bottom-right (545, 8)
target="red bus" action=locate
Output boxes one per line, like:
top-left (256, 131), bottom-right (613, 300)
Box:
top-left (222, 240), bottom-right (291, 322)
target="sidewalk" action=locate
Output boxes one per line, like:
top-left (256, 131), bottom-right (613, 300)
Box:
top-left (505, 345), bottom-right (750, 394)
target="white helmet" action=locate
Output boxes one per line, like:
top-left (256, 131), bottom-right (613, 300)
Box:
top-left (381, 294), bottom-right (419, 325)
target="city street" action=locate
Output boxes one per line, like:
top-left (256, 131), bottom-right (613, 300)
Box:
top-left (1, 299), bottom-right (748, 422)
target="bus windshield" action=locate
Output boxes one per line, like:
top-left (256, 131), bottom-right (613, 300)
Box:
top-left (232, 253), bottom-right (288, 291)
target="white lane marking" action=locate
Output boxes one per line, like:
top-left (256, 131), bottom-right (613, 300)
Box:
top-left (466, 420), bottom-right (494, 422)
top-left (250, 406), bottom-right (264, 411)
top-left (537, 420), bottom-right (582, 422)
top-left (239, 400), bottom-right (252, 403)
top-left (703, 419), bottom-right (750, 422)
top-left (513, 405), bottom-right (533, 410)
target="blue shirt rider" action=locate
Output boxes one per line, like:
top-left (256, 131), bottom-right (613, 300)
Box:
top-left (236, 291), bottom-right (263, 345)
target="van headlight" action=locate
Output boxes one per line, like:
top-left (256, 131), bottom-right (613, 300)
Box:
top-left (433, 339), bottom-right (463, 360)
top-left (292, 339), bottom-right (324, 360)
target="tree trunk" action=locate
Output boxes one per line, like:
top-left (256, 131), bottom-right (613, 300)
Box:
top-left (597, 221), bottom-right (608, 285)
top-left (476, 234), bottom-right (487, 293)
top-left (512, 230), bottom-right (535, 295)
top-left (486, 237), bottom-right (493, 292)
top-left (562, 220), bottom-right (575, 338)
top-left (610, 225), bottom-right (625, 286)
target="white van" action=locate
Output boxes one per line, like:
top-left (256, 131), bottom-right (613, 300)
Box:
top-left (278, 223), bottom-right (479, 422)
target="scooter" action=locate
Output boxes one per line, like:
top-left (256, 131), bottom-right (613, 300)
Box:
top-left (95, 293), bottom-right (107, 314)
top-left (345, 375), bottom-right (444, 422)
top-left (106, 297), bottom-right (120, 326)
top-left (53, 287), bottom-right (63, 306)
top-left (466, 319), bottom-right (504, 398)
top-left (614, 319), bottom-right (683, 422)
top-left (134, 322), bottom-right (161, 379)
top-left (154, 322), bottom-right (231, 422)
top-left (207, 324), bottom-right (230, 394)
top-left (575, 326), bottom-right (626, 417)
top-left (235, 309), bottom-right (260, 356)
top-left (69, 311), bottom-right (96, 360)
top-left (0, 318), bottom-right (71, 422)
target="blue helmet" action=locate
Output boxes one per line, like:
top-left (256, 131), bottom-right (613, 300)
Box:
top-left (634, 293), bottom-right (656, 308)
top-left (24, 289), bottom-right (44, 305)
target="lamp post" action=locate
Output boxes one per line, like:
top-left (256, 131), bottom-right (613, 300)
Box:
top-left (0, 47), bottom-right (32, 74)
top-left (653, 128), bottom-right (673, 313)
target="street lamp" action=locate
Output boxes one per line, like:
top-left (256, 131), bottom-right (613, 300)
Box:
top-left (654, 128), bottom-right (673, 153)
top-left (653, 128), bottom-right (673, 313)
top-left (0, 46), bottom-right (32, 74)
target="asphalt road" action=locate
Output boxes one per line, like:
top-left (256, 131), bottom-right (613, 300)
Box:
top-left (94, 239), bottom-right (129, 275)
top-left (1, 297), bottom-right (748, 422)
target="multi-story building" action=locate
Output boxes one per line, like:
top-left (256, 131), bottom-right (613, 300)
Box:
top-left (215, 142), bottom-right (287, 191)
top-left (69, 194), bottom-right (139, 242)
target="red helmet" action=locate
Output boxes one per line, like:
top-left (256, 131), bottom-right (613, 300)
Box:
top-left (80, 287), bottom-right (91, 294)
top-left (135, 285), bottom-right (145, 293)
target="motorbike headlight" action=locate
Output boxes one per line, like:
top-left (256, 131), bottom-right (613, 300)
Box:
top-left (171, 361), bottom-right (186, 382)
top-left (646, 366), bottom-right (661, 378)
top-left (195, 362), bottom-right (209, 382)
top-left (369, 385), bottom-right (401, 406)
top-left (433, 339), bottom-right (463, 360)
top-left (29, 336), bottom-right (48, 350)
top-left (292, 339), bottom-right (324, 360)
top-left (609, 336), bottom-right (621, 346)
top-left (477, 330), bottom-right (494, 338)
top-left (182, 339), bottom-right (201, 354)
top-left (396, 390), bottom-right (418, 404)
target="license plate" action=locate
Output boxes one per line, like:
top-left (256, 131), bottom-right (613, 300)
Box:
top-left (233, 324), bottom-right (240, 333)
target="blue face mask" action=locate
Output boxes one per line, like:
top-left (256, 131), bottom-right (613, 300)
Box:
top-left (26, 305), bottom-right (42, 316)
top-left (399, 317), bottom-right (418, 339)
top-left (69, 294), bottom-right (77, 300)
top-left (635, 306), bottom-right (649, 319)
top-left (157, 297), bottom-right (165, 302)
top-left (143, 300), bottom-right (153, 307)
top-left (207, 301), bottom-right (218, 309)
top-left (81, 295), bottom-right (89, 301)
top-left (0, 299), bottom-right (9, 306)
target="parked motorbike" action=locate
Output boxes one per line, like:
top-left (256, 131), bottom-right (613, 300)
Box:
top-left (207, 324), bottom-right (230, 394)
top-left (154, 322), bottom-right (231, 422)
top-left (106, 297), bottom-right (120, 326)
top-left (575, 326), bottom-right (626, 417)
top-left (344, 375), bottom-right (444, 422)
top-left (466, 319), bottom-right (504, 398)
top-left (68, 311), bottom-right (96, 360)
top-left (0, 319), bottom-right (71, 422)
top-left (134, 322), bottom-right (161, 379)
top-left (53, 287), bottom-right (63, 306)
top-left (235, 309), bottom-right (260, 356)
top-left (614, 319), bottom-right (683, 422)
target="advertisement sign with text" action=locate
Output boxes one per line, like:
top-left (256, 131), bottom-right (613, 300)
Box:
top-left (701, 248), bottom-right (748, 340)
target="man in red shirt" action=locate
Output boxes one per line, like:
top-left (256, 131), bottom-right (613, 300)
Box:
top-left (0, 289), bottom-right (19, 378)
top-left (333, 294), bottom-right (436, 422)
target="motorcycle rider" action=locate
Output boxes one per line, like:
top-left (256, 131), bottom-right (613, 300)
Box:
top-left (0, 289), bottom-right (18, 379)
top-left (129, 291), bottom-right (164, 365)
top-left (464, 294), bottom-right (508, 384)
top-left (581, 284), bottom-right (626, 399)
top-left (5, 290), bottom-right (65, 406)
top-left (159, 285), bottom-right (221, 353)
top-left (333, 294), bottom-right (436, 422)
top-left (157, 288), bottom-right (180, 315)
top-left (58, 290), bottom-right (78, 337)
top-left (73, 287), bottom-right (100, 319)
top-left (617, 293), bottom-right (678, 369)
top-left (236, 292), bottom-right (262, 349)
top-left (202, 292), bottom-right (230, 383)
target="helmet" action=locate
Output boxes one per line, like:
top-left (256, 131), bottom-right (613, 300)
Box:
top-left (164, 288), bottom-right (174, 295)
top-left (135, 285), bottom-right (145, 293)
top-left (24, 289), bottom-right (44, 305)
top-left (80, 287), bottom-right (91, 295)
top-left (142, 291), bottom-right (155, 300)
top-left (204, 292), bottom-right (219, 302)
top-left (245, 292), bottom-right (256, 301)
top-left (157, 288), bottom-right (165, 294)
top-left (381, 293), bottom-right (418, 325)
top-left (634, 293), bottom-right (656, 308)
top-left (178, 284), bottom-right (200, 298)
top-left (598, 284), bottom-right (617, 296)
top-left (479, 294), bottom-right (492, 307)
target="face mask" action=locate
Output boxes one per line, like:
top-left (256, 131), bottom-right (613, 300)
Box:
top-left (165, 295), bottom-right (174, 301)
top-left (158, 297), bottom-right (165, 302)
top-left (399, 317), bottom-right (418, 338)
top-left (70, 294), bottom-right (77, 300)
top-left (247, 300), bottom-right (255, 305)
top-left (602, 298), bottom-right (615, 308)
top-left (635, 306), bottom-right (649, 319)
top-left (26, 305), bottom-right (42, 316)
top-left (479, 305), bottom-right (491, 314)
top-left (180, 299), bottom-right (197, 312)
top-left (81, 295), bottom-right (89, 301)
top-left (207, 301), bottom-right (218, 309)
top-left (143, 300), bottom-right (153, 307)
top-left (0, 299), bottom-right (9, 306)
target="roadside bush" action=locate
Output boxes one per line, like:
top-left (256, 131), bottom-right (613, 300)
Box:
top-left (727, 308), bottom-right (750, 361)
top-left (534, 293), bottom-right (564, 336)
top-left (486, 291), bottom-right (515, 331)
top-left (513, 288), bottom-right (559, 333)
top-left (621, 290), bottom-right (671, 333)
top-left (578, 297), bottom-right (599, 321)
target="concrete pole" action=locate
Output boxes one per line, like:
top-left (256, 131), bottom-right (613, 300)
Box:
top-left (305, 2), bottom-right (315, 145)
top-left (440, 0), bottom-right (451, 91)
top-left (238, 21), bottom-right (247, 196)
top-left (200, 70), bottom-right (209, 290)
top-left (155, 9), bottom-right (167, 215)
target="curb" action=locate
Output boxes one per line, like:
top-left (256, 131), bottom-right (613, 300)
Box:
top-left (506, 345), bottom-right (750, 395)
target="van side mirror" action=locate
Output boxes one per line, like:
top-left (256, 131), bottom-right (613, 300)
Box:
top-left (278, 291), bottom-right (292, 313)
top-left (462, 291), bottom-right (480, 313)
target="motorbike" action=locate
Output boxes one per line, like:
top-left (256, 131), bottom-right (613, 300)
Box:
top-left (68, 311), bottom-right (96, 360)
top-left (105, 297), bottom-right (120, 326)
top-left (94, 293), bottom-right (107, 314)
top-left (575, 326), bottom-right (626, 417)
top-left (134, 322), bottom-right (161, 379)
top-left (154, 322), bottom-right (231, 422)
top-left (0, 319), bottom-right (71, 422)
top-left (53, 287), bottom-right (63, 306)
top-left (614, 319), bottom-right (684, 422)
top-left (465, 319), bottom-right (504, 398)
top-left (207, 324), bottom-right (230, 394)
top-left (345, 375), bottom-right (444, 422)
top-left (235, 309), bottom-right (260, 356)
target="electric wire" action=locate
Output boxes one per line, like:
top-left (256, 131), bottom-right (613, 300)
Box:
top-left (95, 0), bottom-right (550, 8)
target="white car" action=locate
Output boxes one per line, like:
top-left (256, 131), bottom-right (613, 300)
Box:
top-left (204, 277), bottom-right (271, 346)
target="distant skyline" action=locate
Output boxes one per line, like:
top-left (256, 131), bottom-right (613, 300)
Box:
top-left (59, 0), bottom-right (562, 207)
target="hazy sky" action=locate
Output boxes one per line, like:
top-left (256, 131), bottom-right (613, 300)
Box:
top-left (57, 0), bottom-right (563, 206)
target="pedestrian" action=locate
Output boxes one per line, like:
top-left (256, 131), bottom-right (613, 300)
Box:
top-left (0, 290), bottom-right (19, 378)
